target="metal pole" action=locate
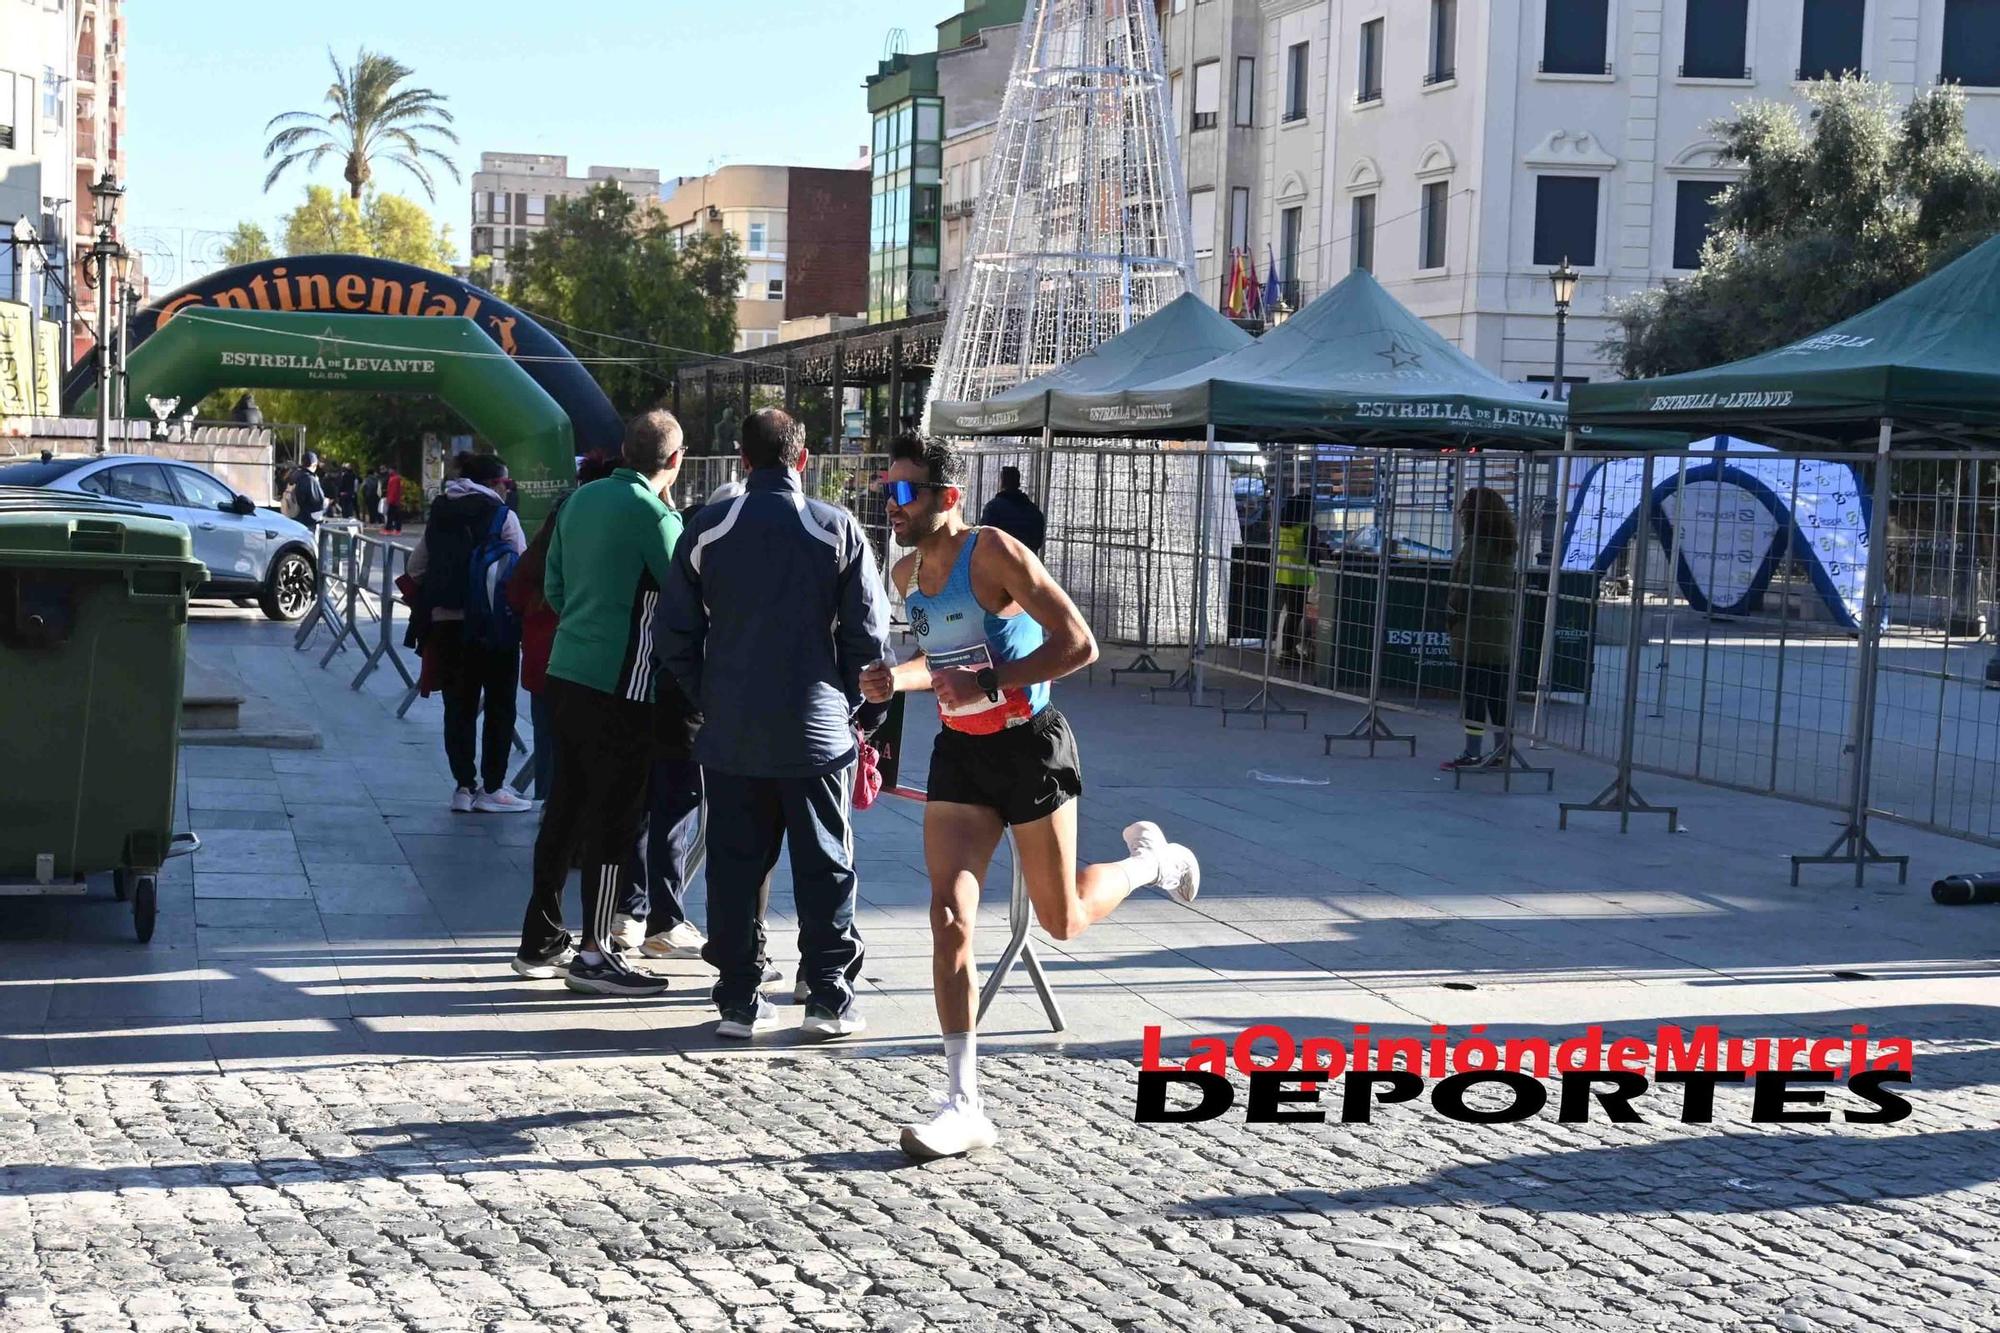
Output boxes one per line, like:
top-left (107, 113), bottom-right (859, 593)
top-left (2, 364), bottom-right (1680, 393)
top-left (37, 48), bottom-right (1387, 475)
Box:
top-left (1691, 438), bottom-right (1729, 775)
top-left (1613, 453), bottom-right (1657, 830)
top-left (113, 285), bottom-right (132, 423)
top-left (1531, 432), bottom-right (1576, 746)
top-left (1192, 432), bottom-right (1214, 704)
top-left (1651, 453), bottom-right (1688, 719)
top-left (93, 247), bottom-right (111, 455)
top-left (1552, 307), bottom-right (1568, 405)
top-left (1929, 460), bottom-right (1960, 827)
top-left (1768, 457), bottom-right (1800, 794)
top-left (1258, 448), bottom-right (1283, 720)
top-left (1846, 424), bottom-right (1894, 851)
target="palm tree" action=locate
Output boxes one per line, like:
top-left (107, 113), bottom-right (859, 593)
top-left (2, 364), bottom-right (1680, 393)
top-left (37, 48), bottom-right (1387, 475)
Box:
top-left (263, 49), bottom-right (461, 202)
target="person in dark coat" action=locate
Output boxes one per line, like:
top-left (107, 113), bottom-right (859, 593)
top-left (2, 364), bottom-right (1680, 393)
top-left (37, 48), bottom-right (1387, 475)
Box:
top-left (1441, 486), bottom-right (1520, 770)
top-left (978, 466), bottom-right (1046, 555)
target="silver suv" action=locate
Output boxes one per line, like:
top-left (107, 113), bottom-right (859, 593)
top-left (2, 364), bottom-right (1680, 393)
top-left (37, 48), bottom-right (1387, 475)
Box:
top-left (0, 454), bottom-right (319, 620)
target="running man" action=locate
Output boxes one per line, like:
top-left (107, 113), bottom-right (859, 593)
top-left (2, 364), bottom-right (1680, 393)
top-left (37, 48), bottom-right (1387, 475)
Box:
top-left (861, 433), bottom-right (1200, 1160)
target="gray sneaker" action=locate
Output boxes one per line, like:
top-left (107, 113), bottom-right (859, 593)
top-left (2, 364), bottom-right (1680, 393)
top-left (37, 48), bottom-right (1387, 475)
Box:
top-left (715, 996), bottom-right (781, 1040)
top-left (564, 954), bottom-right (669, 997)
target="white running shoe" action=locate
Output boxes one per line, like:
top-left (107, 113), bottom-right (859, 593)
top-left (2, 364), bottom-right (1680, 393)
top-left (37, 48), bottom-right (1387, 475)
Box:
top-left (450, 787), bottom-right (476, 814)
top-left (639, 921), bottom-right (707, 959)
top-left (899, 1094), bottom-right (998, 1160)
top-left (473, 788), bottom-right (534, 814)
top-left (607, 914), bottom-right (647, 954)
top-left (791, 971), bottom-right (811, 1005)
top-left (1124, 820), bottom-right (1201, 904)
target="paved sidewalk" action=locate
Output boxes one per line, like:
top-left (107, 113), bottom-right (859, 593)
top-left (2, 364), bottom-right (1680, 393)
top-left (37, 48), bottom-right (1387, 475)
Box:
top-left (2, 610), bottom-right (1996, 1331)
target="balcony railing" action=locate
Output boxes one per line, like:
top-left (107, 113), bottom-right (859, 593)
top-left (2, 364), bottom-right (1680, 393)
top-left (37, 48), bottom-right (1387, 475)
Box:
top-left (1282, 107), bottom-right (1308, 123)
top-left (1539, 60), bottom-right (1613, 75)
top-left (1354, 86), bottom-right (1383, 105)
top-left (75, 127), bottom-right (97, 160)
top-left (1191, 111), bottom-right (1217, 131)
top-left (77, 57), bottom-right (97, 83)
top-left (1680, 62), bottom-right (1752, 79)
top-left (1423, 67), bottom-right (1455, 86)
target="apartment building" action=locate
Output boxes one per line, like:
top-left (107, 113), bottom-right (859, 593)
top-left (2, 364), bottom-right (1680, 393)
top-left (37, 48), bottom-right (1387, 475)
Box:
top-left (654, 164), bottom-right (869, 352)
top-left (1291, 0), bottom-right (2000, 387)
top-left (1158, 0), bottom-right (1268, 309)
top-left (468, 153), bottom-right (662, 284)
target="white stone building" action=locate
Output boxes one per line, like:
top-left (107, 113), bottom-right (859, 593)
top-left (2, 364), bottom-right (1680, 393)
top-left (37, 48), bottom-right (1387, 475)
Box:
top-left (1167, 0), bottom-right (2000, 388)
top-left (469, 153), bottom-right (662, 285)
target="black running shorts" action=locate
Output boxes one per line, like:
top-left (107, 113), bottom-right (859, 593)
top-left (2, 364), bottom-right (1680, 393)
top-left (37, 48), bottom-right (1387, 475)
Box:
top-left (926, 707), bottom-right (1083, 826)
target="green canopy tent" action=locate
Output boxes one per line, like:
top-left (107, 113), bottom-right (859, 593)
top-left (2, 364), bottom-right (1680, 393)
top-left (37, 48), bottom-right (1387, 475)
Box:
top-left (1568, 232), bottom-right (2000, 448)
top-left (1043, 269), bottom-right (1570, 448)
top-left (1563, 234), bottom-right (2000, 881)
top-left (928, 292), bottom-right (1254, 437)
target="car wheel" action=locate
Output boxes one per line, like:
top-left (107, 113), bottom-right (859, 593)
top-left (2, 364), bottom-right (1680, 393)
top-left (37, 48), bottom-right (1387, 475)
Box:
top-left (260, 550), bottom-right (316, 621)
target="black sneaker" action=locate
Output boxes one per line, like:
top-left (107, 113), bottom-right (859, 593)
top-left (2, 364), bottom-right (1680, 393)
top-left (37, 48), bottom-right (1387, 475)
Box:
top-left (511, 933), bottom-right (576, 980)
top-left (564, 953), bottom-right (670, 996)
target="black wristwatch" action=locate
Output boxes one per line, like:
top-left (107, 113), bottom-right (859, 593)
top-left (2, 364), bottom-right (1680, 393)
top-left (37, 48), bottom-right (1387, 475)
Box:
top-left (976, 666), bottom-right (1001, 702)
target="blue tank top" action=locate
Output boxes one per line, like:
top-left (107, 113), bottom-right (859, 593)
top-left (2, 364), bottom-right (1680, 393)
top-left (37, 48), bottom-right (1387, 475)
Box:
top-left (905, 529), bottom-right (1049, 734)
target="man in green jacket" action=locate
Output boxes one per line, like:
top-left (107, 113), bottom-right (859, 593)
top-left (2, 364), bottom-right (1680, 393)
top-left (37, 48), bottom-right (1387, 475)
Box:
top-left (514, 410), bottom-right (687, 995)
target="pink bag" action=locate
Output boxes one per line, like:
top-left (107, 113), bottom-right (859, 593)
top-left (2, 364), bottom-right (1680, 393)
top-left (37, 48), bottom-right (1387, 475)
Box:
top-left (853, 730), bottom-right (883, 810)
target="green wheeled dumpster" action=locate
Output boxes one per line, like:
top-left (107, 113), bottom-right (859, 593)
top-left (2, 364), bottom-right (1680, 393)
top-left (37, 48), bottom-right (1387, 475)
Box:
top-left (0, 488), bottom-right (207, 942)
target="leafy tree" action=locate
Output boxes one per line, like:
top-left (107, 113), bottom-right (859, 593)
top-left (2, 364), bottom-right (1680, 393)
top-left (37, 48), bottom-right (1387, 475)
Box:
top-left (502, 182), bottom-right (743, 421)
top-left (263, 49), bottom-right (460, 201)
top-left (220, 222), bottom-right (274, 268)
top-left (1605, 79), bottom-right (2000, 378)
top-left (278, 186), bottom-right (455, 269)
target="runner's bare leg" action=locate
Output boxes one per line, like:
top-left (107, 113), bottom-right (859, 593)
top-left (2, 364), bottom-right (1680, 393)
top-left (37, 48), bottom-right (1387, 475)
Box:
top-left (1010, 800), bottom-right (1148, 940)
top-left (923, 800), bottom-right (1006, 1034)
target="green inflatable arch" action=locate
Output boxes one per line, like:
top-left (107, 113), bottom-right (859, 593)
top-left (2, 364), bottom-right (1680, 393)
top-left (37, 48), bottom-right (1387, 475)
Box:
top-left (76, 310), bottom-right (575, 526)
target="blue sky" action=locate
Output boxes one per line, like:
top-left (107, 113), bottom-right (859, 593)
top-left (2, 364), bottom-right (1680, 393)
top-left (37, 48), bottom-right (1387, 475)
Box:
top-left (125, 0), bottom-right (959, 282)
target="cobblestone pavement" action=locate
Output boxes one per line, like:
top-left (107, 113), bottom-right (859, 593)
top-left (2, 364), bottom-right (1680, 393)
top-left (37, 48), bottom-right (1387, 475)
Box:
top-left (4, 615), bottom-right (1999, 1332)
top-left (3, 1039), bottom-right (1998, 1333)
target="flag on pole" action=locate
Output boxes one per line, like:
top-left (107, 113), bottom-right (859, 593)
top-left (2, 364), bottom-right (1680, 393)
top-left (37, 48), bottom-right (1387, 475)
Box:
top-left (1224, 249), bottom-right (1245, 317)
top-left (1263, 245), bottom-right (1283, 314)
top-left (1245, 248), bottom-right (1263, 317)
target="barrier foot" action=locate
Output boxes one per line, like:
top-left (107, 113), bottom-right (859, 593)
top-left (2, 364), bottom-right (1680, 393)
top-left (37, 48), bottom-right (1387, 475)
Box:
top-left (1323, 705), bottom-right (1416, 758)
top-left (1558, 776), bottom-right (1680, 834)
top-left (1790, 822), bottom-right (1910, 888)
top-left (1452, 739), bottom-right (1555, 793)
top-left (975, 833), bottom-right (1065, 1033)
top-left (1148, 664), bottom-right (1222, 709)
top-left (1108, 652), bottom-right (1175, 686)
top-left (1221, 686), bottom-right (1308, 730)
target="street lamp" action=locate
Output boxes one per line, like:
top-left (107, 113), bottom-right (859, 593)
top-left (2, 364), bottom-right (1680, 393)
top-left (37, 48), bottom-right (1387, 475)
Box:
top-left (1548, 256), bottom-right (1579, 403)
top-left (1270, 297), bottom-right (1294, 328)
top-left (87, 170), bottom-right (126, 455)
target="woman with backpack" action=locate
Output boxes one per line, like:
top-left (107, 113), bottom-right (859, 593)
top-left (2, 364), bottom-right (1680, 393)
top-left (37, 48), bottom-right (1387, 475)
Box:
top-left (407, 452), bottom-right (533, 813)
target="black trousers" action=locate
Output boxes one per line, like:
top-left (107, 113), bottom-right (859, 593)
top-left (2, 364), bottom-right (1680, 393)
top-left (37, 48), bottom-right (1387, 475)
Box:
top-left (701, 766), bottom-right (863, 1016)
top-left (431, 620), bottom-right (519, 793)
top-left (521, 677), bottom-right (653, 956)
top-left (616, 756), bottom-right (705, 933)
top-left (1462, 663), bottom-right (1510, 729)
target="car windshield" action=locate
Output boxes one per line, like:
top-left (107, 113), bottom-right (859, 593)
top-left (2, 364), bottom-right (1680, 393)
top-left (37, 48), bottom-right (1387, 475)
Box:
top-left (0, 458), bottom-right (93, 487)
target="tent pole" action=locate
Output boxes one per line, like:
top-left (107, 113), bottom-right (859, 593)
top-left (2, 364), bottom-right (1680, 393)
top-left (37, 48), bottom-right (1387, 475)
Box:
top-left (1530, 432), bottom-right (1576, 748)
top-left (1768, 457), bottom-right (1801, 793)
top-left (1691, 437), bottom-right (1729, 774)
top-left (1561, 449), bottom-right (1678, 832)
top-left (1455, 453), bottom-right (1552, 790)
top-left (1650, 452), bottom-right (1689, 719)
top-left (1790, 418), bottom-right (1908, 885)
top-left (1153, 427), bottom-right (1221, 706)
top-left (1326, 446), bottom-right (1413, 756)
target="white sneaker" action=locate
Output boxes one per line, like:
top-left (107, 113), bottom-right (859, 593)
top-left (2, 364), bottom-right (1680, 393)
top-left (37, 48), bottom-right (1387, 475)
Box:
top-left (608, 914), bottom-right (647, 954)
top-left (791, 971), bottom-right (810, 1005)
top-left (473, 787), bottom-right (535, 814)
top-left (450, 787), bottom-right (475, 814)
top-left (510, 940), bottom-right (575, 979)
top-left (639, 921), bottom-right (707, 959)
top-left (1124, 820), bottom-right (1200, 904)
top-left (801, 1004), bottom-right (866, 1039)
top-left (715, 997), bottom-right (781, 1040)
top-left (899, 1094), bottom-right (998, 1160)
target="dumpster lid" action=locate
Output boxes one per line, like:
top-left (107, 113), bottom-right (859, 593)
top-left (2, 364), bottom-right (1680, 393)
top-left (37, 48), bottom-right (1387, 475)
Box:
top-left (0, 486), bottom-right (202, 567)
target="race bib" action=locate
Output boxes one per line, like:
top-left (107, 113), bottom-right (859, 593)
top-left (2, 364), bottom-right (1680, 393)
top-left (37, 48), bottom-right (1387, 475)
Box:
top-left (930, 641), bottom-right (1033, 734)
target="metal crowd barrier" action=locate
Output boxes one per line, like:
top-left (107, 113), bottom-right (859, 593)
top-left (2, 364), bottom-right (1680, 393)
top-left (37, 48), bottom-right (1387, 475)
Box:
top-left (293, 520), bottom-right (525, 755)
